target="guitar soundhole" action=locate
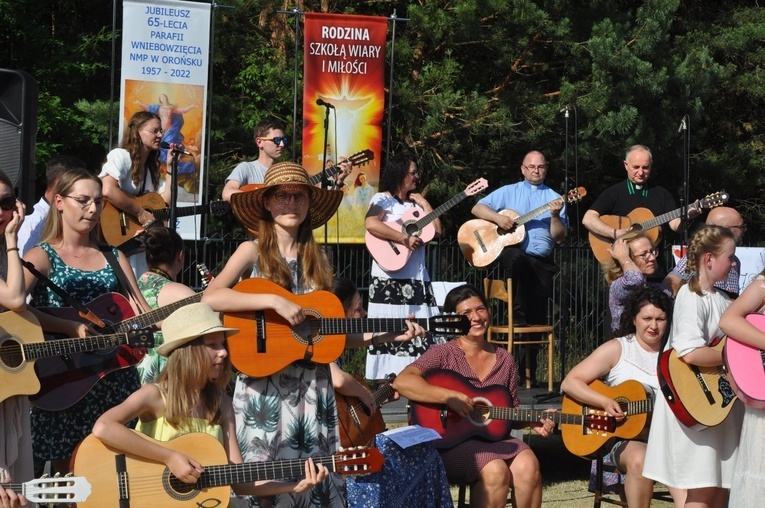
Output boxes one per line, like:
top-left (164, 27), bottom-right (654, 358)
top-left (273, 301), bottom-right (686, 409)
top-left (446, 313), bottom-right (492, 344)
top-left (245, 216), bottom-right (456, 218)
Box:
top-left (162, 469), bottom-right (200, 501)
top-left (291, 309), bottom-right (324, 345)
top-left (0, 336), bottom-right (23, 370)
top-left (468, 397), bottom-right (492, 427)
top-left (403, 220), bottom-right (419, 236)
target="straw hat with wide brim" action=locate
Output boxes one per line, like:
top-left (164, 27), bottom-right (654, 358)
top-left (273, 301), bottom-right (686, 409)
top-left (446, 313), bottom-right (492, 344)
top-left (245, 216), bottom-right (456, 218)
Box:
top-left (156, 302), bottom-right (239, 357)
top-left (229, 162), bottom-right (344, 232)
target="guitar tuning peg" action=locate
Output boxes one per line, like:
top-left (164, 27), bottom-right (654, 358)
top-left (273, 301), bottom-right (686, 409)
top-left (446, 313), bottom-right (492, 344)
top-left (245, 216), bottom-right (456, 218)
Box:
top-left (41, 474), bottom-right (49, 479)
top-left (65, 472), bottom-right (74, 477)
top-left (54, 472), bottom-right (61, 477)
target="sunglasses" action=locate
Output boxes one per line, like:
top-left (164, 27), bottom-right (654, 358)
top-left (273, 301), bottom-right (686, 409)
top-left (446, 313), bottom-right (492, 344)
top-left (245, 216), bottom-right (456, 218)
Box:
top-left (260, 136), bottom-right (289, 146)
top-left (0, 196), bottom-right (16, 212)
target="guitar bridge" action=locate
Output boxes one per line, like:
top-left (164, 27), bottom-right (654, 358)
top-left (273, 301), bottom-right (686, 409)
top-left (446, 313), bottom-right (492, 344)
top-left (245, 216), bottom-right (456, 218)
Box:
top-left (115, 453), bottom-right (130, 506)
top-left (255, 312), bottom-right (266, 353)
top-left (472, 230), bottom-right (487, 253)
top-left (119, 212), bottom-right (128, 236)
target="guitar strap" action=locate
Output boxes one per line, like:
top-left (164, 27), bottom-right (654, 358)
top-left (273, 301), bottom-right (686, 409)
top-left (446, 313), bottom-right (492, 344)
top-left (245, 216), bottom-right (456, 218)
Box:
top-left (100, 246), bottom-right (145, 314)
top-left (20, 259), bottom-right (106, 329)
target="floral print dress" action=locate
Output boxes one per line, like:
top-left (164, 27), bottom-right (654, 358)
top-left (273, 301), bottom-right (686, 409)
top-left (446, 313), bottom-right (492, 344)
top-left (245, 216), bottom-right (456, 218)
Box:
top-left (232, 257), bottom-right (345, 508)
top-left (30, 243), bottom-right (141, 460)
top-left (136, 271), bottom-right (172, 384)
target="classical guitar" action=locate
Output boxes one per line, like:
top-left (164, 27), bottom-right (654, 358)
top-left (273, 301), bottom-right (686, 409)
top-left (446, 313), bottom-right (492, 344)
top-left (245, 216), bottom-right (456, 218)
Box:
top-left (458, 187), bottom-right (587, 268)
top-left (73, 430), bottom-right (383, 507)
top-left (366, 178), bottom-right (489, 272)
top-left (4, 474), bottom-right (91, 504)
top-left (0, 309), bottom-right (152, 405)
top-left (588, 190), bottom-right (729, 264)
top-left (223, 278), bottom-right (471, 377)
top-left (240, 149), bottom-right (375, 194)
top-left (337, 374), bottom-right (397, 447)
top-left (33, 291), bottom-right (204, 411)
top-left (408, 370), bottom-right (615, 450)
top-left (658, 337), bottom-right (738, 429)
top-left (561, 379), bottom-right (654, 459)
top-left (100, 193), bottom-right (230, 248)
top-left (724, 313), bottom-right (765, 408)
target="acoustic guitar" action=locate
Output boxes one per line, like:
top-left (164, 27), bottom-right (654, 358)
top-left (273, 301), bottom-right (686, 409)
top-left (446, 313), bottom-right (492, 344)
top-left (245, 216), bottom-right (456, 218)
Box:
top-left (724, 313), bottom-right (765, 408)
top-left (240, 148), bottom-right (375, 193)
top-left (658, 337), bottom-right (739, 429)
top-left (0, 309), bottom-right (152, 405)
top-left (366, 178), bottom-right (488, 272)
top-left (73, 430), bottom-right (383, 507)
top-left (223, 278), bottom-right (471, 378)
top-left (99, 193), bottom-right (230, 248)
top-left (337, 374), bottom-right (397, 447)
top-left (408, 370), bottom-right (615, 450)
top-left (4, 475), bottom-right (91, 504)
top-left (588, 190), bottom-right (729, 264)
top-left (33, 292), bottom-right (204, 411)
top-left (458, 187), bottom-right (586, 268)
top-left (561, 379), bottom-right (654, 459)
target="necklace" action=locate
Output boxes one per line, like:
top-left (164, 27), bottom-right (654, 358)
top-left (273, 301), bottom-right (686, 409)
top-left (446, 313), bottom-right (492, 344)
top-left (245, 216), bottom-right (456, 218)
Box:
top-left (150, 267), bottom-right (173, 281)
top-left (69, 246), bottom-right (91, 259)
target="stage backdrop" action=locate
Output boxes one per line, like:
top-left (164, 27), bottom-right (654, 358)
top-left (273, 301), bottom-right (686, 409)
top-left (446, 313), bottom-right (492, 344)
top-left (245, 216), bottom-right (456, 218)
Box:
top-left (121, 0), bottom-right (210, 240)
top-left (303, 12), bottom-right (387, 243)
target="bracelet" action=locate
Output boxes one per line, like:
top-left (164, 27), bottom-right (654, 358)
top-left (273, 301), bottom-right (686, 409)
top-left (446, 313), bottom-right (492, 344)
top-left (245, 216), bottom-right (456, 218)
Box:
top-left (6, 247), bottom-right (19, 253)
top-left (622, 259), bottom-right (634, 266)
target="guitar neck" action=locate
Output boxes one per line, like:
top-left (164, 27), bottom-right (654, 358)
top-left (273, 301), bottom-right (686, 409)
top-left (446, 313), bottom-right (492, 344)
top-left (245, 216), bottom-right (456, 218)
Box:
top-left (415, 190), bottom-right (469, 230)
top-left (23, 333), bottom-right (131, 360)
top-left (317, 317), bottom-right (433, 335)
top-left (514, 197), bottom-right (560, 226)
top-left (308, 166), bottom-right (340, 186)
top-left (199, 455), bottom-right (342, 488)
top-left (483, 406), bottom-right (584, 426)
top-left (101, 293), bottom-right (203, 333)
top-left (151, 204), bottom-right (210, 222)
top-left (638, 207), bottom-right (684, 231)
top-left (623, 398), bottom-right (653, 415)
top-left (374, 383), bottom-right (396, 406)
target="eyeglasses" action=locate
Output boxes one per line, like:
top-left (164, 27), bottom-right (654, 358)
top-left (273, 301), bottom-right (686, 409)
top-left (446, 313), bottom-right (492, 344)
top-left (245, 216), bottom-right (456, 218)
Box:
top-left (271, 191), bottom-right (309, 206)
top-left (730, 224), bottom-right (747, 231)
top-left (142, 127), bottom-right (164, 136)
top-left (523, 164), bottom-right (547, 171)
top-left (63, 195), bottom-right (103, 210)
top-left (260, 136), bottom-right (289, 146)
top-left (0, 196), bottom-right (16, 212)
top-left (633, 248), bottom-right (659, 261)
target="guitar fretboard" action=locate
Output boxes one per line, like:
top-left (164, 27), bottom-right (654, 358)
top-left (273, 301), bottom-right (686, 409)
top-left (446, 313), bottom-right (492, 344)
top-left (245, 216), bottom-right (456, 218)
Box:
top-left (314, 317), bottom-right (447, 335)
top-left (414, 191), bottom-right (469, 231)
top-left (482, 406), bottom-right (585, 426)
top-left (22, 333), bottom-right (131, 360)
top-left (101, 293), bottom-right (203, 334)
top-left (619, 398), bottom-right (653, 415)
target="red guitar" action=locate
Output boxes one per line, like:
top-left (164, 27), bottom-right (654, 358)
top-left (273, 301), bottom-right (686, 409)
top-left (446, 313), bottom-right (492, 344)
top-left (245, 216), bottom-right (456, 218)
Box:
top-left (409, 369), bottom-right (614, 449)
top-left (34, 292), bottom-right (204, 411)
top-left (724, 313), bottom-right (765, 408)
top-left (365, 178), bottom-right (488, 272)
top-left (658, 337), bottom-right (738, 429)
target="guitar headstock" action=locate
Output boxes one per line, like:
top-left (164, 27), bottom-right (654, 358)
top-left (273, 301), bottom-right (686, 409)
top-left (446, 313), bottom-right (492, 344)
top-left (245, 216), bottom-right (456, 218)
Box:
top-left (582, 412), bottom-right (617, 433)
top-left (209, 200), bottom-right (231, 215)
top-left (197, 263), bottom-right (214, 288)
top-left (698, 190), bottom-right (729, 210)
top-left (23, 475), bottom-right (92, 503)
top-left (346, 149), bottom-right (375, 168)
top-left (126, 328), bottom-right (155, 349)
top-left (429, 314), bottom-right (472, 336)
top-left (334, 447), bottom-right (384, 476)
top-left (566, 187), bottom-right (587, 203)
top-left (465, 178), bottom-right (489, 197)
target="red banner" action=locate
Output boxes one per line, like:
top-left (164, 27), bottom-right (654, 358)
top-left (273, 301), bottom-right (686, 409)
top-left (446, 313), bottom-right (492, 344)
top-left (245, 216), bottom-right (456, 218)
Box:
top-left (303, 12), bottom-right (387, 243)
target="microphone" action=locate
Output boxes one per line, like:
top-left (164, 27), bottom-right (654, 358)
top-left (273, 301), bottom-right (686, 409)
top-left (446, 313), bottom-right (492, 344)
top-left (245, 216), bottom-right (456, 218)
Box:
top-left (316, 98), bottom-right (335, 109)
top-left (160, 141), bottom-right (192, 156)
top-left (677, 118), bottom-right (686, 134)
top-left (558, 104), bottom-right (573, 114)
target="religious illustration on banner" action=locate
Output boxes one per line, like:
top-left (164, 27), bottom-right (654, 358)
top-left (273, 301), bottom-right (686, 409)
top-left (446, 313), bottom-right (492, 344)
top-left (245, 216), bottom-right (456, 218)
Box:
top-left (120, 0), bottom-right (210, 239)
top-left (303, 12), bottom-right (387, 243)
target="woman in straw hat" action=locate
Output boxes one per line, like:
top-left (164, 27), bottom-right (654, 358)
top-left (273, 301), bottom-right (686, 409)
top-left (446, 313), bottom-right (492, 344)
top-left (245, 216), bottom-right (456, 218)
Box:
top-left (364, 153), bottom-right (443, 382)
top-left (203, 161), bottom-right (425, 507)
top-left (93, 303), bottom-right (328, 504)
top-left (23, 168), bottom-right (152, 477)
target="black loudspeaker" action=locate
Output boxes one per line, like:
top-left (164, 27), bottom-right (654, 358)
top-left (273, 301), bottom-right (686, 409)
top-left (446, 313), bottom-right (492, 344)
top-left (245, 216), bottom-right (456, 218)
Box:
top-left (0, 68), bottom-right (38, 206)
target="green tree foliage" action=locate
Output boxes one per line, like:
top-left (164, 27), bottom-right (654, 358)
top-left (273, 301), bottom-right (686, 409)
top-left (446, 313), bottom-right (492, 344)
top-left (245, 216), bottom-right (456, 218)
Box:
top-left (1, 0), bottom-right (763, 243)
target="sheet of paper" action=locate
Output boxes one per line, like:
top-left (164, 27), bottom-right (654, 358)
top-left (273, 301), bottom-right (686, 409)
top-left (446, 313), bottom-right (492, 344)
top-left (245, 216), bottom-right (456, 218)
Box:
top-left (382, 425), bottom-right (441, 449)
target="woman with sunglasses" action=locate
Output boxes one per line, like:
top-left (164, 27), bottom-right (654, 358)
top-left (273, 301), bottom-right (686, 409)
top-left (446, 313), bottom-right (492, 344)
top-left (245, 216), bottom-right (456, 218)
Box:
top-left (23, 168), bottom-right (152, 477)
top-left (0, 170), bottom-right (30, 506)
top-left (603, 230), bottom-right (673, 335)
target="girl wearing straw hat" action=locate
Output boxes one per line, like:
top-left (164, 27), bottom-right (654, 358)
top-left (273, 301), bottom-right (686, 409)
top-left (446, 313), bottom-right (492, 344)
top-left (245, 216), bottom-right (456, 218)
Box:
top-left (93, 303), bottom-right (328, 504)
top-left (203, 161), bottom-right (425, 507)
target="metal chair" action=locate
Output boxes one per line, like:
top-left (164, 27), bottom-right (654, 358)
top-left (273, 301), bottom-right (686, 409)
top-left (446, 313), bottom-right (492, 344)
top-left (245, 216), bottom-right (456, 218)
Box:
top-left (483, 278), bottom-right (555, 391)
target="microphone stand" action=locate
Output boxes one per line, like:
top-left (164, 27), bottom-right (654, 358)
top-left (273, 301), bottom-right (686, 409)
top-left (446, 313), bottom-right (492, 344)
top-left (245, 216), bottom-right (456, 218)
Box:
top-left (319, 104), bottom-right (332, 245)
top-left (679, 115), bottom-right (690, 246)
top-left (168, 151), bottom-right (180, 231)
